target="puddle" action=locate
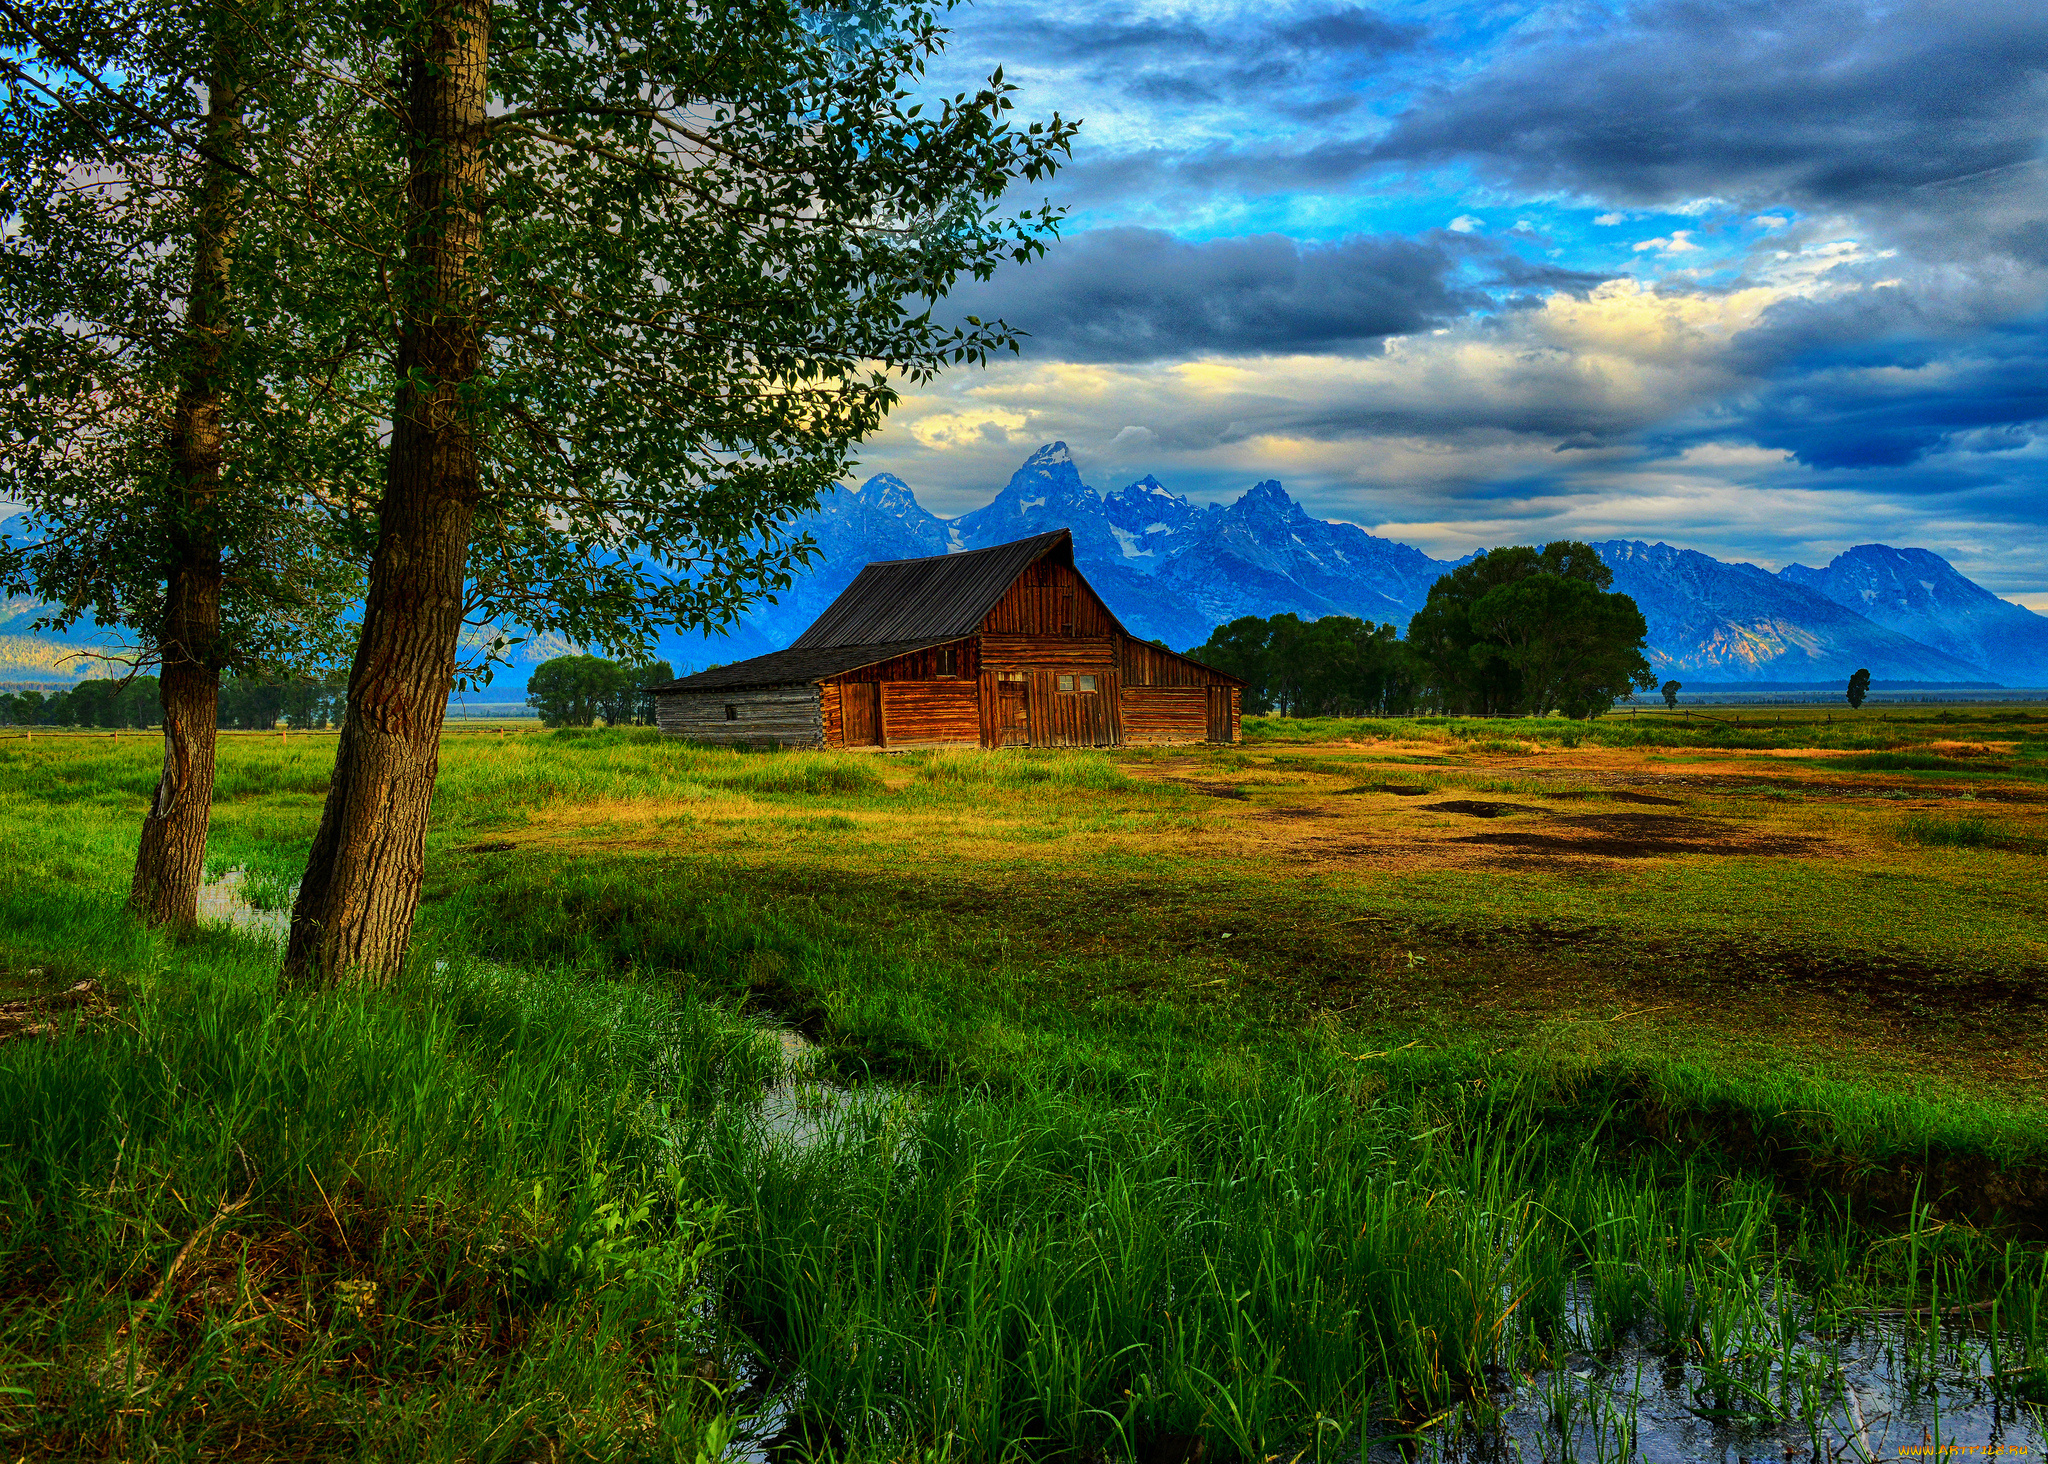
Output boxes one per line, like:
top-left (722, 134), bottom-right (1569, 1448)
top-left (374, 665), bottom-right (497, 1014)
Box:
top-left (1376, 1282), bottom-right (2047, 1462)
top-left (196, 867), bottom-right (293, 943)
top-left (749, 1028), bottom-right (904, 1155)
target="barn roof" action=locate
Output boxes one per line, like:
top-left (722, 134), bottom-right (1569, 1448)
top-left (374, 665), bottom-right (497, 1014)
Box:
top-left (791, 529), bottom-right (1117, 649)
top-left (646, 638), bottom-right (966, 693)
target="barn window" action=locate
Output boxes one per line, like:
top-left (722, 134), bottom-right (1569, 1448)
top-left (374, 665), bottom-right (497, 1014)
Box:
top-left (1058, 674), bottom-right (1074, 692)
top-left (1077, 674), bottom-right (1097, 693)
top-left (938, 644), bottom-right (958, 677)
top-left (724, 704), bottom-right (737, 721)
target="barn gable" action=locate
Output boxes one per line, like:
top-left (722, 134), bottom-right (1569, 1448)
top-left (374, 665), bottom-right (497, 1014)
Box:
top-left (649, 530), bottom-right (1240, 749)
top-left (790, 530), bottom-right (1094, 649)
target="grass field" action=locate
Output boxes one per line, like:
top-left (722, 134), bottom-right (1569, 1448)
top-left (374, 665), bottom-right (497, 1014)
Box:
top-left (2, 706), bottom-right (2045, 1460)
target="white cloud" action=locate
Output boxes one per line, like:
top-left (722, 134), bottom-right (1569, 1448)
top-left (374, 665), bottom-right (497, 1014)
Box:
top-left (1754, 215), bottom-right (1790, 229)
top-left (1631, 230), bottom-right (1699, 255)
top-left (1593, 212), bottom-right (1627, 226)
top-left (1447, 214), bottom-right (1484, 233)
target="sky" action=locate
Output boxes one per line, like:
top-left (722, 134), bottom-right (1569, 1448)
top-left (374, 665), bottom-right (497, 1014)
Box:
top-left (849, 0), bottom-right (2048, 608)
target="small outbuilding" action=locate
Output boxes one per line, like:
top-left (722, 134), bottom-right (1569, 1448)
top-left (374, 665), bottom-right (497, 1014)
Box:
top-left (650, 530), bottom-right (1242, 749)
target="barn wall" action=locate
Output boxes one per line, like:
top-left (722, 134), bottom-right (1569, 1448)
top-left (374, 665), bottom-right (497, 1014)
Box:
top-left (847, 640), bottom-right (980, 682)
top-left (978, 559), bottom-right (1119, 637)
top-left (979, 634), bottom-right (1116, 669)
top-left (655, 684), bottom-right (822, 747)
top-left (878, 682), bottom-right (981, 747)
top-left (1120, 640), bottom-right (1207, 688)
top-left (1120, 686), bottom-right (1211, 745)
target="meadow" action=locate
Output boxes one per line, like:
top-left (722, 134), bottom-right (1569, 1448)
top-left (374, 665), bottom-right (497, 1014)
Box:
top-left (1, 706), bottom-right (2044, 1461)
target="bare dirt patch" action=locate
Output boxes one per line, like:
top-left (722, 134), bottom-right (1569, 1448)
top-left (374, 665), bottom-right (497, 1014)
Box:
top-left (0, 978), bottom-right (108, 1043)
top-left (1423, 800), bottom-right (1547, 818)
top-left (1457, 828), bottom-right (1827, 861)
top-left (1554, 789), bottom-right (1686, 807)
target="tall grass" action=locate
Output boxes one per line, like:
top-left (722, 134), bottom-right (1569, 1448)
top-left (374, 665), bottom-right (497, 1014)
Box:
top-left (910, 747), bottom-right (1136, 791)
top-left (705, 1069), bottom-right (2048, 1459)
top-left (0, 948), bottom-right (771, 1458)
top-left (5, 728), bottom-right (2047, 1459)
top-left (1899, 815), bottom-right (2047, 853)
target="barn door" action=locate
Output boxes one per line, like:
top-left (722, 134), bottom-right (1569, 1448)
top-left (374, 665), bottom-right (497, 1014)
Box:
top-left (1206, 686), bottom-right (1233, 743)
top-left (997, 681), bottom-right (1029, 746)
top-left (844, 683), bottom-right (882, 746)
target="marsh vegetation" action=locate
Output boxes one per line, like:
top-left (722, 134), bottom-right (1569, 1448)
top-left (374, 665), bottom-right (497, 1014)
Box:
top-left (2, 707), bottom-right (2045, 1459)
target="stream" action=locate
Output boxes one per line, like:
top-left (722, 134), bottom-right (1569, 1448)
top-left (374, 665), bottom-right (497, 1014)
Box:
top-left (195, 869), bottom-right (2045, 1462)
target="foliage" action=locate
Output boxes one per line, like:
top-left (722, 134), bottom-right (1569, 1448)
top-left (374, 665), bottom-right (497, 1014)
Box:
top-left (526, 655), bottom-right (674, 727)
top-left (1189, 613), bottom-right (1420, 716)
top-left (1848, 668), bottom-right (1872, 709)
top-left (1406, 542), bottom-right (1656, 717)
top-left (0, 679), bottom-right (157, 728)
top-left (0, 0), bottom-right (373, 681)
top-left (1662, 679), bottom-right (1682, 709)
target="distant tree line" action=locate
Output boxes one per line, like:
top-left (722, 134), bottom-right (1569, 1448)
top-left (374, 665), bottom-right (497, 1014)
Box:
top-left (0, 673), bottom-right (346, 729)
top-left (1186, 616), bottom-right (1422, 716)
top-left (1187, 540), bottom-right (1656, 719)
top-left (525, 657), bottom-right (675, 728)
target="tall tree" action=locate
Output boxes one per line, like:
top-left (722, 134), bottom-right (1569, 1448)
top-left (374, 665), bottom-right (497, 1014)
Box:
top-left (0, 0), bottom-right (371, 926)
top-left (1408, 542), bottom-right (1653, 717)
top-left (1847, 668), bottom-right (1871, 709)
top-left (284, 0), bottom-right (1075, 985)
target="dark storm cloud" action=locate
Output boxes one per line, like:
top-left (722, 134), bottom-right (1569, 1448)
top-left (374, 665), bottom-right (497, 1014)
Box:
top-left (1721, 319), bottom-right (2048, 471)
top-left (1368, 0), bottom-right (2048, 212)
top-left (969, 4), bottom-right (1423, 113)
top-left (946, 227), bottom-right (1608, 362)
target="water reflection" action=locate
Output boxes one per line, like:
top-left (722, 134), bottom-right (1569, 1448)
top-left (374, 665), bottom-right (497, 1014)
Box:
top-left (195, 867), bottom-right (291, 943)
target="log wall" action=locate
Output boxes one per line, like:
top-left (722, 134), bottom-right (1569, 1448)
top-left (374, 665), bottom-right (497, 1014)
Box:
top-left (654, 685), bottom-right (822, 747)
top-left (1120, 686), bottom-right (1211, 745)
top-left (876, 681), bottom-right (981, 747)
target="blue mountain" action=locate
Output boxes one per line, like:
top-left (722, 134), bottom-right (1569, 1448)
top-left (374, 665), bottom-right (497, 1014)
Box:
top-left (1595, 541), bottom-right (1998, 684)
top-left (12, 449), bottom-right (2046, 692)
top-left (1779, 545), bottom-right (2048, 686)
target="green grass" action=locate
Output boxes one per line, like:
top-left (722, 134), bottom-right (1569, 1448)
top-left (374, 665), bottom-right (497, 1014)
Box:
top-left (1242, 704), bottom-right (2048, 756)
top-left (1900, 814), bottom-right (2048, 854)
top-left (3, 728), bottom-right (2047, 1459)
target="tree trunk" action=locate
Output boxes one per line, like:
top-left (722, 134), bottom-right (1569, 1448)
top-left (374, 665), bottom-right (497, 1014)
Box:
top-left (129, 41), bottom-right (239, 929)
top-left (284, 0), bottom-right (488, 988)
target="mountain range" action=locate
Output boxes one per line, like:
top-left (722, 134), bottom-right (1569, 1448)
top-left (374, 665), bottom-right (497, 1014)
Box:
top-left (647, 443), bottom-right (2047, 687)
top-left (7, 443), bottom-right (2046, 688)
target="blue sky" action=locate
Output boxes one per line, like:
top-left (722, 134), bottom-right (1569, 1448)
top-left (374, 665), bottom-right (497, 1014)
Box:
top-left (847, 0), bottom-right (2048, 606)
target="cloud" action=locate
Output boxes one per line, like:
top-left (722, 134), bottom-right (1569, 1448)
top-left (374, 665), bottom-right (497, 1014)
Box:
top-left (1631, 231), bottom-right (1699, 256)
top-left (1448, 215), bottom-right (1483, 233)
top-left (1367, 0), bottom-right (2048, 226)
top-left (944, 226), bottom-right (1569, 363)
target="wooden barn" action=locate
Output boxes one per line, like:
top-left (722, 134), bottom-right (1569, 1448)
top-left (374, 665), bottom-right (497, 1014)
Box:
top-left (649, 530), bottom-right (1242, 750)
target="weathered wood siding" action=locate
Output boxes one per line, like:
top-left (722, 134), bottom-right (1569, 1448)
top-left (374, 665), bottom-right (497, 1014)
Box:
top-left (980, 634), bottom-right (1116, 668)
top-left (839, 682), bottom-right (879, 746)
top-left (655, 684), bottom-right (822, 746)
top-left (978, 559), bottom-right (1118, 637)
top-left (848, 640), bottom-right (980, 682)
top-left (1120, 639), bottom-right (1209, 687)
top-left (878, 682), bottom-right (980, 747)
top-left (1121, 686), bottom-right (1211, 745)
top-left (1029, 668), bottom-right (1119, 746)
